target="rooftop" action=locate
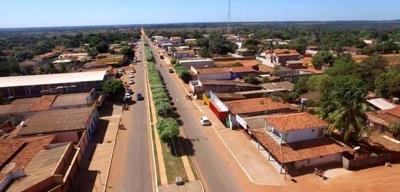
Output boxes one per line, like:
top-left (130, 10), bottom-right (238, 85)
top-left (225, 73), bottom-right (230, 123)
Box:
top-left (51, 92), bottom-right (91, 109)
top-left (195, 66), bottom-right (256, 74)
top-left (0, 70), bottom-right (107, 88)
top-left (18, 107), bottom-right (94, 136)
top-left (259, 81), bottom-right (294, 92)
top-left (7, 143), bottom-right (71, 192)
top-left (266, 49), bottom-right (300, 57)
top-left (265, 112), bottom-right (328, 132)
top-left (200, 80), bottom-right (260, 87)
top-left (367, 106), bottom-right (400, 127)
top-left (225, 98), bottom-right (292, 115)
top-left (252, 131), bottom-right (348, 163)
top-left (367, 98), bottom-right (397, 110)
top-left (0, 136), bottom-right (55, 181)
top-left (215, 59), bottom-right (260, 67)
top-left (9, 95), bottom-right (56, 114)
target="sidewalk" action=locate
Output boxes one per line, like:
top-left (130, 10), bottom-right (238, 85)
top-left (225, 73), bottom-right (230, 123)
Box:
top-left (197, 102), bottom-right (286, 186)
top-left (72, 104), bottom-right (122, 192)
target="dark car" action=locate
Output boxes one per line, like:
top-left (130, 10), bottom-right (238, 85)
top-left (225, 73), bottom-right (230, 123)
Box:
top-left (136, 93), bottom-right (144, 101)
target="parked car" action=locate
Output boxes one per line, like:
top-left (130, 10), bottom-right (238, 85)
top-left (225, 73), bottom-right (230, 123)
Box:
top-left (168, 68), bottom-right (174, 73)
top-left (160, 55), bottom-right (164, 59)
top-left (124, 93), bottom-right (132, 102)
top-left (200, 116), bottom-right (211, 126)
top-left (129, 74), bottom-right (135, 78)
top-left (136, 93), bottom-right (144, 101)
top-left (129, 79), bottom-right (135, 84)
top-left (131, 69), bottom-right (136, 73)
top-left (126, 88), bottom-right (133, 94)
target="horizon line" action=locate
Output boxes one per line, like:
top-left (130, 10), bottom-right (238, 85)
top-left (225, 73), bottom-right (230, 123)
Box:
top-left (1, 19), bottom-right (400, 30)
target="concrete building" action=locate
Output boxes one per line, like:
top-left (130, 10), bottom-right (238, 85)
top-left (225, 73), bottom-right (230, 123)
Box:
top-left (17, 107), bottom-right (99, 141)
top-left (178, 58), bottom-right (215, 69)
top-left (189, 79), bottom-right (260, 97)
top-left (0, 136), bottom-right (80, 192)
top-left (249, 112), bottom-right (348, 174)
top-left (191, 66), bottom-right (257, 80)
top-left (366, 106), bottom-right (400, 138)
top-left (0, 91), bottom-right (96, 121)
top-left (223, 98), bottom-right (296, 128)
top-left (174, 50), bottom-right (196, 59)
top-left (0, 70), bottom-right (108, 98)
top-left (257, 49), bottom-right (302, 68)
top-left (259, 81), bottom-right (294, 93)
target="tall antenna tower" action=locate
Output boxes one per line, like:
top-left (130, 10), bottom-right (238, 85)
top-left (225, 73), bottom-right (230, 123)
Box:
top-left (227, 0), bottom-right (231, 33)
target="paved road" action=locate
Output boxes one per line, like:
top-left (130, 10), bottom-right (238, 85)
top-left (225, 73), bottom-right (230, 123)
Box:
top-left (107, 39), bottom-right (154, 192)
top-left (148, 43), bottom-right (245, 192)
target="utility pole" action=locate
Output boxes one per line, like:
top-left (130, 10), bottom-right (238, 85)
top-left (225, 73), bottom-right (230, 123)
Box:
top-left (227, 0), bottom-right (231, 33)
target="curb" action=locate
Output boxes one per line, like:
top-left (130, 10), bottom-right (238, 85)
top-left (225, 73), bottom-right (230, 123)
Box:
top-left (103, 108), bottom-right (122, 192)
top-left (151, 47), bottom-right (205, 192)
top-left (165, 56), bottom-right (268, 186)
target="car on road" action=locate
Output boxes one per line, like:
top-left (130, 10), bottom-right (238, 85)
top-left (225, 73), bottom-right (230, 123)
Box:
top-left (129, 74), bottom-right (135, 78)
top-left (129, 79), bottom-right (135, 84)
top-left (130, 69), bottom-right (136, 73)
top-left (126, 88), bottom-right (133, 94)
top-left (160, 55), bottom-right (164, 59)
top-left (168, 68), bottom-right (174, 73)
top-left (136, 93), bottom-right (144, 101)
top-left (124, 93), bottom-right (132, 102)
top-left (200, 116), bottom-right (211, 126)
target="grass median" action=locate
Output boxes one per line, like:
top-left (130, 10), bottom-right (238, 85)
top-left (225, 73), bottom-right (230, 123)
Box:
top-left (144, 44), bottom-right (188, 184)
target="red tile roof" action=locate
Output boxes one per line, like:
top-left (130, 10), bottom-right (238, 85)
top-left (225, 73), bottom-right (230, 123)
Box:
top-left (225, 98), bottom-right (293, 115)
top-left (265, 112), bottom-right (327, 132)
top-left (0, 136), bottom-right (55, 180)
top-left (366, 106), bottom-right (400, 127)
top-left (252, 131), bottom-right (348, 163)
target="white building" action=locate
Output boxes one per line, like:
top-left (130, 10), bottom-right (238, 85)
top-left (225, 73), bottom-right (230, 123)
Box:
top-left (179, 58), bottom-right (215, 69)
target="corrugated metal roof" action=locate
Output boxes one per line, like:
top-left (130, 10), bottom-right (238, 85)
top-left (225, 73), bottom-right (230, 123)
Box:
top-left (0, 70), bottom-right (107, 88)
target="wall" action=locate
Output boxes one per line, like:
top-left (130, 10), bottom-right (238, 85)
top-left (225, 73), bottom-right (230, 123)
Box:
top-left (181, 60), bottom-right (215, 69)
top-left (294, 153), bottom-right (342, 169)
top-left (0, 80), bottom-right (103, 98)
top-left (284, 128), bottom-right (323, 143)
top-left (197, 72), bottom-right (232, 81)
top-left (54, 132), bottom-right (80, 143)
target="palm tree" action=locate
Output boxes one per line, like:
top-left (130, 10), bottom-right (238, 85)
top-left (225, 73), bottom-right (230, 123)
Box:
top-left (326, 100), bottom-right (369, 142)
top-left (322, 75), bottom-right (370, 142)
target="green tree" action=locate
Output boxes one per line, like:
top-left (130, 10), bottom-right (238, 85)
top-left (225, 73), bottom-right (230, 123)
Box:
top-left (244, 74), bottom-right (260, 85)
top-left (312, 51), bottom-right (334, 69)
top-left (199, 47), bottom-right (212, 58)
top-left (95, 41), bottom-right (109, 53)
top-left (354, 55), bottom-right (388, 90)
top-left (121, 46), bottom-right (135, 60)
top-left (102, 79), bottom-right (124, 96)
top-left (321, 75), bottom-right (369, 142)
top-left (157, 118), bottom-right (180, 143)
top-left (375, 71), bottom-right (400, 98)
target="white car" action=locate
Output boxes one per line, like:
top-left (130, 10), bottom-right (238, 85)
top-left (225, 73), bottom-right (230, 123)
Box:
top-left (129, 74), bottom-right (135, 78)
top-left (200, 116), bottom-right (211, 126)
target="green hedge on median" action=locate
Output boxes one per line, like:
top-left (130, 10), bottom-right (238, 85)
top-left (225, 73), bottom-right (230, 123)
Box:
top-left (145, 45), bottom-right (179, 144)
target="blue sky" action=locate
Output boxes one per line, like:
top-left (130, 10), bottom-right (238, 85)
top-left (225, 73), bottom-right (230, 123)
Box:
top-left (1, 0), bottom-right (400, 28)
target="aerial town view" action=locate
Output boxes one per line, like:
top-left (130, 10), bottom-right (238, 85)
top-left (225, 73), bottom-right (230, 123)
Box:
top-left (1, 1), bottom-right (400, 192)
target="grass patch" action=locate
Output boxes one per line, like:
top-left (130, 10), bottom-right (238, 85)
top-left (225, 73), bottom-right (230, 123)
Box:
top-left (160, 140), bottom-right (188, 183)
